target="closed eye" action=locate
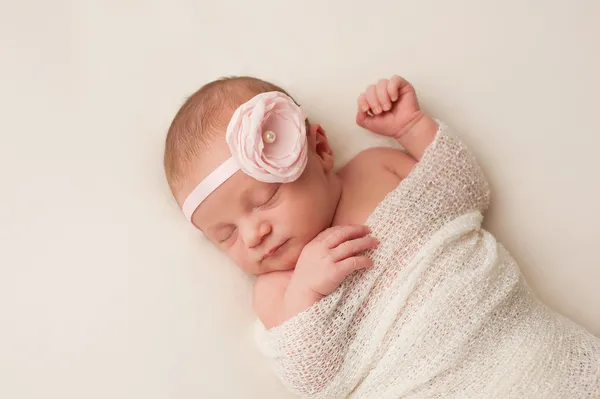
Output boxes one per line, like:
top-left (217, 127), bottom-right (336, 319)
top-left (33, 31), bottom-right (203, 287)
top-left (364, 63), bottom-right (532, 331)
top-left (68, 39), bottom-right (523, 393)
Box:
top-left (217, 227), bottom-right (236, 244)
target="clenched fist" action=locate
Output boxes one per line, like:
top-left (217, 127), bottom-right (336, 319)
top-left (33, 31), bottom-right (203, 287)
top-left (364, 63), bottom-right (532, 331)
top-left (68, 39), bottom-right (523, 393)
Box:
top-left (356, 75), bottom-right (425, 139)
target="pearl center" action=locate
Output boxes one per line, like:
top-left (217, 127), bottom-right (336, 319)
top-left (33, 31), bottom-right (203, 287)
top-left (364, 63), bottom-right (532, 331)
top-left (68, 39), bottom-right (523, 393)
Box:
top-left (262, 130), bottom-right (276, 144)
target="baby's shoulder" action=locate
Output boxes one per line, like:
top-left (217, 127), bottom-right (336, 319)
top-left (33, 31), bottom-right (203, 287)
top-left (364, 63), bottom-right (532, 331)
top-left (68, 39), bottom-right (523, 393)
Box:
top-left (253, 270), bottom-right (293, 329)
top-left (335, 147), bottom-right (417, 225)
top-left (341, 146), bottom-right (417, 180)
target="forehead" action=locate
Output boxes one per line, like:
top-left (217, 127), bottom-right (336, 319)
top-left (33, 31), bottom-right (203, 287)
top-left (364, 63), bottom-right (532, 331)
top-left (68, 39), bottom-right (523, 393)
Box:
top-left (174, 133), bottom-right (229, 203)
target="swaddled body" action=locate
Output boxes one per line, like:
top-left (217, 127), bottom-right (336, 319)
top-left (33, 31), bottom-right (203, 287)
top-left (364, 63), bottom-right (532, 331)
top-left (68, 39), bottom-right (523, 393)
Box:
top-left (255, 124), bottom-right (600, 398)
top-left (164, 75), bottom-right (600, 398)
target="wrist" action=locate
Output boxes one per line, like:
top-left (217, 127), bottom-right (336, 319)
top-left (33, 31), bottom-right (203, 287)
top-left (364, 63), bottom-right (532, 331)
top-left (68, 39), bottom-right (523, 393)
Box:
top-left (283, 283), bottom-right (324, 320)
top-left (393, 113), bottom-right (438, 161)
top-left (394, 113), bottom-right (437, 141)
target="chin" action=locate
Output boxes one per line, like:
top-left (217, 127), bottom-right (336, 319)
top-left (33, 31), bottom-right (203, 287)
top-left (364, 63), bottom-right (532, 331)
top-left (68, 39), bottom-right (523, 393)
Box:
top-left (274, 246), bottom-right (301, 272)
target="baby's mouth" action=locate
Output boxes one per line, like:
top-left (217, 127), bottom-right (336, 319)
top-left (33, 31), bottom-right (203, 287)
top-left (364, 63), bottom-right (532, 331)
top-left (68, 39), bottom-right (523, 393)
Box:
top-left (261, 239), bottom-right (289, 261)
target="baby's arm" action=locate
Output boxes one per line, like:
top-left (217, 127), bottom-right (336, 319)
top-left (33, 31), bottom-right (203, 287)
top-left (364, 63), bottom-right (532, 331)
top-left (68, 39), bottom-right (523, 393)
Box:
top-left (356, 76), bottom-right (437, 161)
top-left (356, 75), bottom-right (490, 221)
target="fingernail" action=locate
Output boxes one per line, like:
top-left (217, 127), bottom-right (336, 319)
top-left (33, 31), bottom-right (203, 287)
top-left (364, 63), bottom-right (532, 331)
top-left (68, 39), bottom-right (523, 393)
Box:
top-left (374, 107), bottom-right (381, 114)
top-left (383, 103), bottom-right (391, 111)
top-left (362, 105), bottom-right (369, 112)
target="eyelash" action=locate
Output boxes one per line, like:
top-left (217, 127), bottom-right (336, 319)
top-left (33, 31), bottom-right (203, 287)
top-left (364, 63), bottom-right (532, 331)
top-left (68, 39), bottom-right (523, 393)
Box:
top-left (219, 228), bottom-right (236, 244)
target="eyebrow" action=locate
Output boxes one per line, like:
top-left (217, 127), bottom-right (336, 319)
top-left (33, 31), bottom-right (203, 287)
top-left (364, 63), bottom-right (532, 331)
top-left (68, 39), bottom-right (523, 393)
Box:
top-left (239, 184), bottom-right (256, 205)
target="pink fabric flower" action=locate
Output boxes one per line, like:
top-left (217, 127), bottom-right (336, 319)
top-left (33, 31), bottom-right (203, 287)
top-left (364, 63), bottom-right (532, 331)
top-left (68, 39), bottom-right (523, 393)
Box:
top-left (226, 91), bottom-right (308, 183)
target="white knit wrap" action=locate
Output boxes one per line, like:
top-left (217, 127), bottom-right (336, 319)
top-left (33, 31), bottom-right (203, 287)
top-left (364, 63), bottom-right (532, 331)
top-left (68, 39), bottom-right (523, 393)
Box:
top-left (254, 123), bottom-right (600, 398)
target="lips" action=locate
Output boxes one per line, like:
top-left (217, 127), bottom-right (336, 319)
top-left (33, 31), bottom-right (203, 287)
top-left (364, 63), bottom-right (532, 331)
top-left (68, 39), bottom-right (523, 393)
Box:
top-left (261, 239), bottom-right (289, 261)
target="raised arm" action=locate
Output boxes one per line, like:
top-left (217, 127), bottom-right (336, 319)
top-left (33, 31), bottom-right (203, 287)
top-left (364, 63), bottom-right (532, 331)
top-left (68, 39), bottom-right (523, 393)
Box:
top-left (357, 75), bottom-right (490, 221)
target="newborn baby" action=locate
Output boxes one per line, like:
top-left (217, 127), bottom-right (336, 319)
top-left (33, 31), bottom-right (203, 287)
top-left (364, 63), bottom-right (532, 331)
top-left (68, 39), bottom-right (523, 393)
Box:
top-left (164, 76), bottom-right (599, 398)
top-left (164, 75), bottom-right (426, 326)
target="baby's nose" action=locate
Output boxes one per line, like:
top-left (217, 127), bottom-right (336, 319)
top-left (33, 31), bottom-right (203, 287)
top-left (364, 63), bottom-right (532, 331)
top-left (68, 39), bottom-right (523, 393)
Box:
top-left (243, 220), bottom-right (272, 248)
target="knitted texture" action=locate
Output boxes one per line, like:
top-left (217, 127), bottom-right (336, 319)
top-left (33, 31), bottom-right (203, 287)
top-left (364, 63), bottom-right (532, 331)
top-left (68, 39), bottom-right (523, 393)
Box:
top-left (255, 123), bottom-right (600, 398)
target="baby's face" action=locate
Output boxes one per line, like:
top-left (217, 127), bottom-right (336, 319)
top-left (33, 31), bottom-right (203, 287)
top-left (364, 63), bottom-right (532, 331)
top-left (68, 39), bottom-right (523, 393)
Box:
top-left (177, 124), bottom-right (341, 275)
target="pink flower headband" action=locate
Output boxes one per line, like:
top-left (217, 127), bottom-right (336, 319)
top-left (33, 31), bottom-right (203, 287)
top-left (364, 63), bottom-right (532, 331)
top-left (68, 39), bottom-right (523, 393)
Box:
top-left (181, 91), bottom-right (308, 223)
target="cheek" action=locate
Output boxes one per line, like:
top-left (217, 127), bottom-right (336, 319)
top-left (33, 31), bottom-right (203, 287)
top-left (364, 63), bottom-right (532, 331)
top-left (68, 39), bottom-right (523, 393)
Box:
top-left (228, 245), bottom-right (256, 273)
top-left (285, 184), bottom-right (331, 231)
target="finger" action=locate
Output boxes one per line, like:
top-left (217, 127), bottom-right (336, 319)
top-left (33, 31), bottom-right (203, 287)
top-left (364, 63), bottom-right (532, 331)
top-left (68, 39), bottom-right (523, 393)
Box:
top-left (388, 75), bottom-right (412, 102)
top-left (336, 256), bottom-right (374, 277)
top-left (329, 236), bottom-right (379, 262)
top-left (313, 224), bottom-right (355, 244)
top-left (355, 108), bottom-right (373, 129)
top-left (365, 85), bottom-right (382, 115)
top-left (356, 94), bottom-right (371, 127)
top-left (387, 75), bottom-right (403, 102)
top-left (356, 108), bottom-right (368, 128)
top-left (376, 79), bottom-right (391, 111)
top-left (321, 225), bottom-right (370, 249)
top-left (357, 93), bottom-right (370, 113)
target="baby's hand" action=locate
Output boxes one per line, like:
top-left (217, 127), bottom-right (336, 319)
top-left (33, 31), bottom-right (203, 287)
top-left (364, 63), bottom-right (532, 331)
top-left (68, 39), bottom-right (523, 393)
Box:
top-left (356, 75), bottom-right (424, 139)
top-left (283, 225), bottom-right (378, 319)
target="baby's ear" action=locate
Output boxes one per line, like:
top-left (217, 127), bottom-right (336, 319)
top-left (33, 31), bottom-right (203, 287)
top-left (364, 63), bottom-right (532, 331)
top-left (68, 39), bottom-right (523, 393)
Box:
top-left (308, 124), bottom-right (335, 172)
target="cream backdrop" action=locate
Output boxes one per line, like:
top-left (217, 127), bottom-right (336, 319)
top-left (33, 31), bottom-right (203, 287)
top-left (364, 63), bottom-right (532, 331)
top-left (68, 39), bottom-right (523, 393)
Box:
top-left (1, 0), bottom-right (599, 398)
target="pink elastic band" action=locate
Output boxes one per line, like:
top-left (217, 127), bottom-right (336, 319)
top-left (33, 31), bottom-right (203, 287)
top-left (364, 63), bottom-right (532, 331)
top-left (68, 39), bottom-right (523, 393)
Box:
top-left (181, 157), bottom-right (239, 222)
